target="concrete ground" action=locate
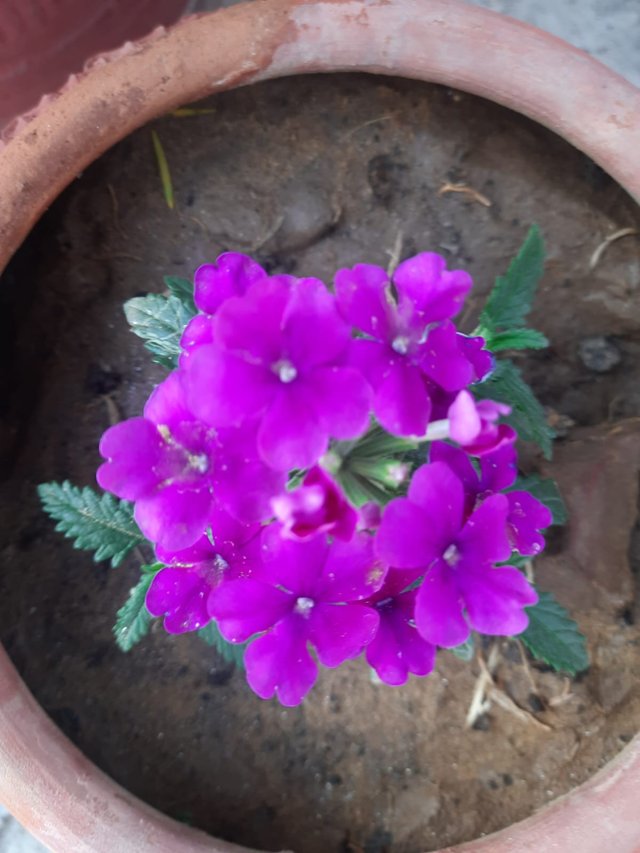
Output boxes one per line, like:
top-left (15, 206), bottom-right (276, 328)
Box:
top-left (1, 0), bottom-right (638, 850)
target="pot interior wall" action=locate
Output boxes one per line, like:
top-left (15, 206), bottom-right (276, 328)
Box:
top-left (1, 74), bottom-right (639, 853)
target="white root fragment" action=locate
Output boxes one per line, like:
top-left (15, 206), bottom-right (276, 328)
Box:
top-left (438, 181), bottom-right (492, 207)
top-left (589, 227), bottom-right (638, 271)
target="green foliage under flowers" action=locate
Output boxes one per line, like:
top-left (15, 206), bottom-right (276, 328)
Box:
top-left (124, 292), bottom-right (195, 369)
top-left (519, 591), bottom-right (589, 675)
top-left (113, 563), bottom-right (161, 652)
top-left (37, 481), bottom-right (144, 568)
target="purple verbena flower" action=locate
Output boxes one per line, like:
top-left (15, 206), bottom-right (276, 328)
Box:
top-left (335, 256), bottom-right (476, 437)
top-left (97, 371), bottom-right (285, 549)
top-left (429, 441), bottom-right (552, 555)
top-left (208, 529), bottom-right (387, 705)
top-left (365, 570), bottom-right (436, 686)
top-left (376, 462), bottom-right (538, 647)
top-left (146, 506), bottom-right (262, 633)
top-left (184, 276), bottom-right (372, 470)
top-left (447, 390), bottom-right (515, 456)
top-left (271, 466), bottom-right (357, 541)
top-left (180, 252), bottom-right (267, 366)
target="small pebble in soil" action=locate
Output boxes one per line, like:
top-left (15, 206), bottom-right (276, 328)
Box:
top-left (578, 335), bottom-right (621, 373)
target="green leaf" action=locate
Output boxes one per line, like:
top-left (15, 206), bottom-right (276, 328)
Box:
top-left (114, 565), bottom-right (161, 652)
top-left (485, 328), bottom-right (549, 352)
top-left (337, 469), bottom-right (397, 508)
top-left (198, 621), bottom-right (246, 668)
top-left (474, 359), bottom-right (554, 459)
top-left (450, 635), bottom-right (475, 662)
top-left (124, 293), bottom-right (195, 369)
top-left (510, 474), bottom-right (567, 525)
top-left (151, 129), bottom-right (175, 210)
top-left (480, 225), bottom-right (544, 331)
top-left (38, 481), bottom-right (144, 568)
top-left (164, 275), bottom-right (196, 313)
top-left (519, 590), bottom-right (589, 675)
top-left (338, 424), bottom-right (418, 460)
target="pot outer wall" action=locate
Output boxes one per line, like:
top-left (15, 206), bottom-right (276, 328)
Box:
top-left (0, 0), bottom-right (189, 130)
top-left (0, 1), bottom-right (640, 852)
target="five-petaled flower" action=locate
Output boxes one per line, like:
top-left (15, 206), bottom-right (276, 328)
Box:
top-left (376, 462), bottom-right (538, 648)
top-left (208, 529), bottom-right (387, 706)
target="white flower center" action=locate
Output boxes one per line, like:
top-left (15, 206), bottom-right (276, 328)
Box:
top-left (443, 544), bottom-right (460, 566)
top-left (294, 596), bottom-right (315, 617)
top-left (391, 335), bottom-right (410, 355)
top-left (273, 359), bottom-right (298, 383)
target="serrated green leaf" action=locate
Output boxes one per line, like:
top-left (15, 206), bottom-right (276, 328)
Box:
top-left (510, 474), bottom-right (567, 525)
top-left (519, 590), bottom-right (589, 675)
top-left (474, 359), bottom-right (554, 459)
top-left (124, 293), bottom-right (195, 369)
top-left (450, 635), bottom-right (475, 662)
top-left (38, 481), bottom-right (144, 568)
top-left (114, 566), bottom-right (160, 651)
top-left (485, 328), bottom-right (549, 352)
top-left (164, 275), bottom-right (196, 313)
top-left (198, 620), bottom-right (246, 668)
top-left (480, 225), bottom-right (544, 331)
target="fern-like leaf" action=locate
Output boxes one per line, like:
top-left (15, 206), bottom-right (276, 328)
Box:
top-left (38, 481), bottom-right (144, 568)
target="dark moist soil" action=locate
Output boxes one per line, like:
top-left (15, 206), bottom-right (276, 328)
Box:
top-left (1, 74), bottom-right (640, 853)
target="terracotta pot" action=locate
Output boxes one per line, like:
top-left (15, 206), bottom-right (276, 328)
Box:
top-left (0, 0), bottom-right (188, 131)
top-left (0, 1), bottom-right (639, 850)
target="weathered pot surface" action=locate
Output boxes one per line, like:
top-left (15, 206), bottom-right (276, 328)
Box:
top-left (0, 1), bottom-right (639, 851)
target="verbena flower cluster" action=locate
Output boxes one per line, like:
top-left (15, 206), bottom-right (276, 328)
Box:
top-left (97, 252), bottom-right (551, 706)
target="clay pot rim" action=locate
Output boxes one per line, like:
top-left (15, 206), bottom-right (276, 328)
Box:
top-left (0, 1), bottom-right (639, 851)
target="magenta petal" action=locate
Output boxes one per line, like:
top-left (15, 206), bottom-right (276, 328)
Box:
top-left (97, 418), bottom-right (162, 501)
top-left (458, 494), bottom-right (511, 565)
top-left (143, 371), bottom-right (191, 425)
top-left (307, 366), bottom-right (372, 440)
top-left (376, 498), bottom-right (438, 569)
top-left (186, 345), bottom-right (274, 427)
top-left (457, 334), bottom-right (494, 382)
top-left (207, 579), bottom-right (293, 642)
top-left (194, 253), bottom-right (266, 314)
top-left (179, 315), bottom-right (215, 368)
top-left (260, 525), bottom-right (329, 594)
top-left (419, 321), bottom-right (474, 392)
top-left (374, 360), bottom-right (431, 437)
top-left (366, 614), bottom-right (408, 685)
top-left (244, 616), bottom-right (318, 706)
top-left (506, 491), bottom-right (552, 556)
top-left (214, 276), bottom-right (291, 362)
top-left (458, 565), bottom-right (538, 636)
top-left (478, 440), bottom-right (518, 492)
top-left (448, 390), bottom-right (482, 444)
top-left (309, 603), bottom-right (379, 667)
top-left (349, 337), bottom-right (393, 387)
top-left (258, 384), bottom-right (328, 470)
top-left (394, 253), bottom-right (472, 322)
top-left (215, 447), bottom-right (286, 524)
top-left (316, 534), bottom-right (387, 602)
top-left (134, 485), bottom-right (212, 551)
top-left (334, 264), bottom-right (394, 341)
top-left (282, 277), bottom-right (350, 369)
top-left (408, 462), bottom-right (465, 541)
top-left (429, 442), bottom-right (479, 498)
top-left (415, 560), bottom-right (469, 647)
top-left (146, 567), bottom-right (211, 634)
top-left (367, 595), bottom-right (436, 685)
